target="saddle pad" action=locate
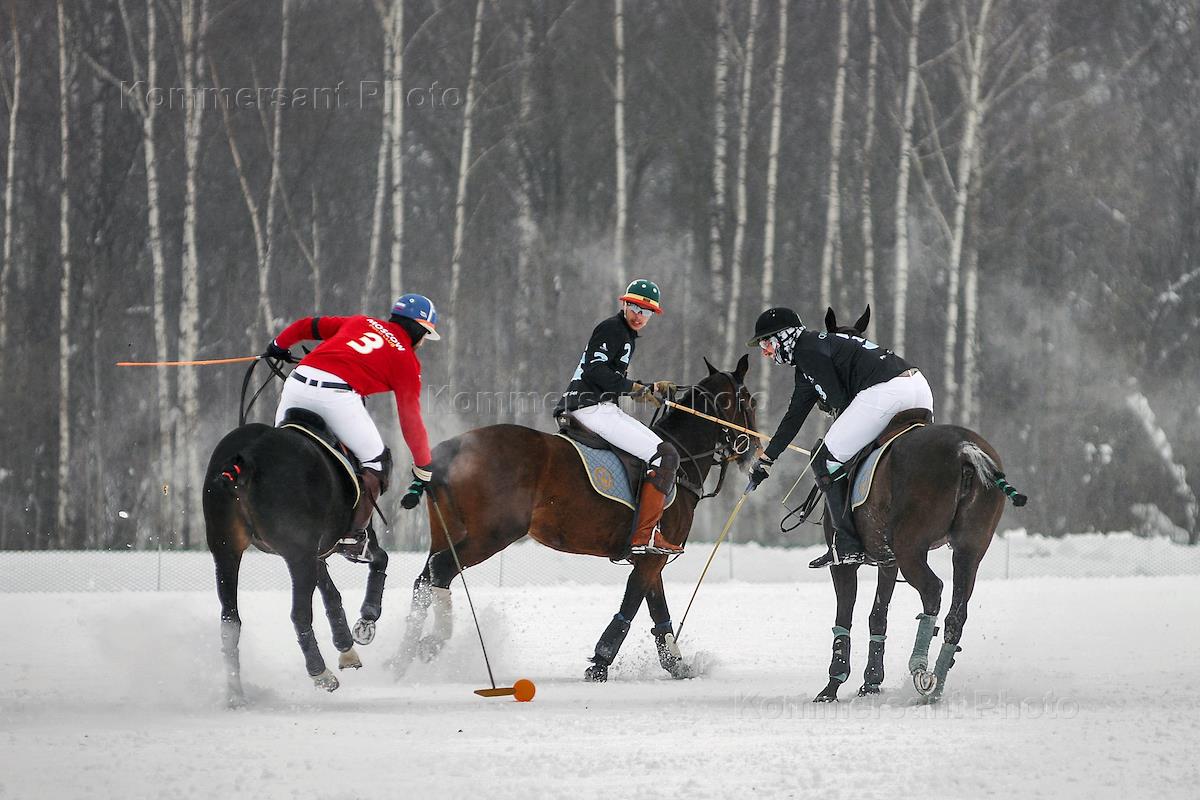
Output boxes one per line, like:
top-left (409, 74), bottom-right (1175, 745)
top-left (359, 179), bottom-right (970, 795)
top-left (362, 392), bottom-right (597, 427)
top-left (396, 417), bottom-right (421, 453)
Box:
top-left (281, 423), bottom-right (361, 507)
top-left (851, 423), bottom-right (927, 509)
top-left (556, 434), bottom-right (676, 511)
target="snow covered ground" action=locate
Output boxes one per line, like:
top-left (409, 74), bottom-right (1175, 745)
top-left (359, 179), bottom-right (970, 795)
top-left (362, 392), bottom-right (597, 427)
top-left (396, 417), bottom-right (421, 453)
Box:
top-left (2, 547), bottom-right (1198, 799)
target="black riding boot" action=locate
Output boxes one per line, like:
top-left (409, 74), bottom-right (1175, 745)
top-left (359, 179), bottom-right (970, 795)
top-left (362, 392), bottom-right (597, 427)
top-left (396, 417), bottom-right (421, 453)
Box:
top-left (334, 470), bottom-right (382, 563)
top-left (808, 445), bottom-right (894, 568)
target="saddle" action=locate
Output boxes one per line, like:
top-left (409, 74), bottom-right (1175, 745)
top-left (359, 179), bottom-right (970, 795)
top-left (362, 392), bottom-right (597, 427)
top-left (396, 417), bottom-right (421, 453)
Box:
top-left (847, 408), bottom-right (934, 509)
top-left (278, 408), bottom-right (362, 507)
top-left (554, 413), bottom-right (676, 511)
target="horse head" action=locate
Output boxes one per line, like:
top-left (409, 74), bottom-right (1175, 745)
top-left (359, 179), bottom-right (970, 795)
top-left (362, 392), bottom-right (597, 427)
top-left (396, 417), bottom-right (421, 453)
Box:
top-left (684, 354), bottom-right (757, 469)
top-left (824, 305), bottom-right (870, 336)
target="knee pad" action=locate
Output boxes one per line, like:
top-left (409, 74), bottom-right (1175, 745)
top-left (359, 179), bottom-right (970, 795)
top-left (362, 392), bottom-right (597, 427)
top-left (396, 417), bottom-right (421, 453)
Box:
top-left (647, 442), bottom-right (679, 494)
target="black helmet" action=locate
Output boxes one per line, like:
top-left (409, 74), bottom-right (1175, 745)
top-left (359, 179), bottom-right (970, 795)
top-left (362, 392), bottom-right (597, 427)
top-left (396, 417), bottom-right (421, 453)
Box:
top-left (747, 307), bottom-right (804, 347)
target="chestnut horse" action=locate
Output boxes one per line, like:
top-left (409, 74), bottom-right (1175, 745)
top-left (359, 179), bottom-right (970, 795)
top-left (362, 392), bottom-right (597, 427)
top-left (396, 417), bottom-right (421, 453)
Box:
top-left (390, 356), bottom-right (757, 681)
top-left (203, 419), bottom-right (390, 705)
top-left (811, 307), bottom-right (1026, 703)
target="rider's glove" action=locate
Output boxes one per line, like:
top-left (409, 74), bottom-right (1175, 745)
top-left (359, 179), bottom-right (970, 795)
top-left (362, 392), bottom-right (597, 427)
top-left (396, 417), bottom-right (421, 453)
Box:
top-left (264, 339), bottom-right (298, 363)
top-left (400, 464), bottom-right (432, 509)
top-left (650, 380), bottom-right (677, 404)
top-left (747, 455), bottom-right (774, 492)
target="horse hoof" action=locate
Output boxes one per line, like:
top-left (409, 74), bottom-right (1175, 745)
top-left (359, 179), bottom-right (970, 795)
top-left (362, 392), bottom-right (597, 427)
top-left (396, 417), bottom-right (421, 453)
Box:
top-left (338, 647), bottom-right (363, 670)
top-left (226, 692), bottom-right (247, 709)
top-left (312, 669), bottom-right (340, 692)
top-left (584, 664), bottom-right (609, 682)
top-left (812, 693), bottom-right (839, 703)
top-left (352, 619), bottom-right (376, 646)
top-left (858, 683), bottom-right (881, 696)
top-left (667, 662), bottom-right (695, 680)
top-left (912, 670), bottom-right (938, 696)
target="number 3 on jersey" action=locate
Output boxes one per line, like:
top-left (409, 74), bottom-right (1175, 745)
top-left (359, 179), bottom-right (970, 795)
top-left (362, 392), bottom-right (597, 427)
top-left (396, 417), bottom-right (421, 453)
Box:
top-left (348, 332), bottom-right (385, 354)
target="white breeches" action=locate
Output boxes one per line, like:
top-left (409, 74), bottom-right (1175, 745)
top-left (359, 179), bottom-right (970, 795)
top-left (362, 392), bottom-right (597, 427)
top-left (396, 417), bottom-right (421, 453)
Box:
top-left (275, 367), bottom-right (386, 469)
top-left (824, 371), bottom-right (934, 462)
top-left (568, 402), bottom-right (663, 463)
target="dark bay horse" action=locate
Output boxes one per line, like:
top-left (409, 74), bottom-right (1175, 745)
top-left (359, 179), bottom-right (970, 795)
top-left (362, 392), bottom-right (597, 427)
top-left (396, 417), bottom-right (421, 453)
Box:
top-left (390, 356), bottom-right (757, 682)
top-left (203, 421), bottom-right (389, 705)
top-left (812, 307), bottom-right (1026, 703)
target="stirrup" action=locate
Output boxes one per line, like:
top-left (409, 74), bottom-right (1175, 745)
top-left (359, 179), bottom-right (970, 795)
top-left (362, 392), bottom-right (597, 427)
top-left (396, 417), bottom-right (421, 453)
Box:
top-left (335, 530), bottom-right (372, 564)
top-left (630, 526), bottom-right (683, 556)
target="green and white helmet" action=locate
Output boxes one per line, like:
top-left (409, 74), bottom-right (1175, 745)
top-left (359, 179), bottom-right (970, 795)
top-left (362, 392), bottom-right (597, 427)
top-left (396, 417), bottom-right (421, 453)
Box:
top-left (619, 279), bottom-right (662, 314)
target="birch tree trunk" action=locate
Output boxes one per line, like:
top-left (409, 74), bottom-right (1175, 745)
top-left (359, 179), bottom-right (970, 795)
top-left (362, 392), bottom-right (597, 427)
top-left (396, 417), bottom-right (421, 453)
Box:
top-left (758, 0), bottom-right (788, 408)
top-left (818, 0), bottom-right (850, 314)
top-left (860, 0), bottom-right (879, 317)
top-left (613, 0), bottom-right (627, 274)
top-left (892, 0), bottom-right (925, 351)
top-left (960, 153), bottom-right (982, 428)
top-left (722, 0), bottom-right (759, 367)
top-left (514, 9), bottom-right (537, 408)
top-left (364, 27), bottom-right (391, 309)
top-left (259, 0), bottom-right (291, 339)
top-left (940, 0), bottom-right (990, 424)
top-left (56, 0), bottom-right (74, 545)
top-left (0, 4), bottom-right (20, 381)
top-left (118, 0), bottom-right (173, 538)
top-left (388, 0), bottom-right (405, 301)
top-left (447, 0), bottom-right (485, 382)
top-left (176, 0), bottom-right (208, 546)
top-left (311, 186), bottom-right (322, 308)
top-left (707, 0), bottom-right (729, 336)
top-left (1126, 393), bottom-right (1199, 543)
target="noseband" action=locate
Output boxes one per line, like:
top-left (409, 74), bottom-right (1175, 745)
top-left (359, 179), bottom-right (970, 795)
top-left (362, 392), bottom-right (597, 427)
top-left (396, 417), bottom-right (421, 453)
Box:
top-left (652, 374), bottom-right (752, 500)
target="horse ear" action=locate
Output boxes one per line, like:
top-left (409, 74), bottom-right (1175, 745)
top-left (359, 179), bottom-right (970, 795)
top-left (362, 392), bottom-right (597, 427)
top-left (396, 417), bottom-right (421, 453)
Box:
top-left (735, 353), bottom-right (749, 381)
top-left (854, 305), bottom-right (871, 334)
top-left (703, 357), bottom-right (719, 376)
top-left (825, 307), bottom-right (837, 332)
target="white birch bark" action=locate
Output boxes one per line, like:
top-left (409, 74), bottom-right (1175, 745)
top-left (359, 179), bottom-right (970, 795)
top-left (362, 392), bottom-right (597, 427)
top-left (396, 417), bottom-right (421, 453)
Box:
top-left (758, 0), bottom-right (788, 407)
top-left (259, 0), bottom-right (291, 338)
top-left (447, 0), bottom-right (485, 381)
top-left (176, 0), bottom-right (208, 545)
top-left (56, 0), bottom-right (73, 543)
top-left (364, 28), bottom-right (390, 309)
top-left (707, 0), bottom-right (729, 329)
top-left (1126, 393), bottom-right (1199, 543)
top-left (388, 0), bottom-right (405, 300)
top-left (514, 10), bottom-right (537, 397)
top-left (860, 0), bottom-right (879, 317)
top-left (960, 158), bottom-right (981, 428)
top-left (311, 185), bottom-right (322, 308)
top-left (892, 0), bottom-right (925, 351)
top-left (940, 0), bottom-right (991, 424)
top-left (722, 0), bottom-right (759, 366)
top-left (613, 0), bottom-right (627, 274)
top-left (118, 0), bottom-right (173, 529)
top-left (818, 0), bottom-right (850, 314)
top-left (0, 5), bottom-right (20, 377)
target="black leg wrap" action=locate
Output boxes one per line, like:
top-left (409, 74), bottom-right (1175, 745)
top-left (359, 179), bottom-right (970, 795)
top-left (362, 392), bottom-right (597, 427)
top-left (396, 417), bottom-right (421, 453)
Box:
top-left (296, 628), bottom-right (326, 677)
top-left (591, 614), bottom-right (633, 668)
top-left (863, 636), bottom-right (886, 686)
top-left (828, 628), bottom-right (851, 683)
top-left (361, 569), bottom-right (387, 621)
top-left (326, 605), bottom-right (353, 652)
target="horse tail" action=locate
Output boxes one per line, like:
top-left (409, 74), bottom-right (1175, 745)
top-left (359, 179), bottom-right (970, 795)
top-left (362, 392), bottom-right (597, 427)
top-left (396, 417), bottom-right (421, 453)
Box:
top-left (958, 442), bottom-right (1027, 507)
top-left (213, 452), bottom-right (254, 494)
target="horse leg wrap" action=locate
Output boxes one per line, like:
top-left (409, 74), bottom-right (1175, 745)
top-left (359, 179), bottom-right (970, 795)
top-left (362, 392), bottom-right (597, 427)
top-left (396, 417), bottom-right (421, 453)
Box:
top-left (651, 621), bottom-right (682, 673)
top-left (933, 641), bottom-right (961, 685)
top-left (828, 626), bottom-right (851, 683)
top-left (325, 604), bottom-right (353, 653)
top-left (863, 634), bottom-right (887, 686)
top-left (429, 586), bottom-right (452, 642)
top-left (591, 614), bottom-right (632, 668)
top-left (908, 614), bottom-right (939, 674)
top-left (361, 568), bottom-right (387, 621)
top-left (296, 628), bottom-right (327, 677)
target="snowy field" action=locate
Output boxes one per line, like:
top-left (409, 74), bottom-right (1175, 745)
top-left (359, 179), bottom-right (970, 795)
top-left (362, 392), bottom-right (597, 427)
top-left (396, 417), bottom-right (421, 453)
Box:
top-left (2, 543), bottom-right (1199, 799)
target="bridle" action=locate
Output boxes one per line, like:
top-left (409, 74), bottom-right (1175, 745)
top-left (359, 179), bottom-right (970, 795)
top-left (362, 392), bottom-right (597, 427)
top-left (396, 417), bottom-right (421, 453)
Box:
top-left (651, 373), bottom-right (754, 500)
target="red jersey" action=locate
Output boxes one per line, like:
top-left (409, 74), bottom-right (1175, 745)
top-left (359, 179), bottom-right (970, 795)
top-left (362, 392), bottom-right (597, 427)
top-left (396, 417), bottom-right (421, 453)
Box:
top-left (275, 315), bottom-right (432, 466)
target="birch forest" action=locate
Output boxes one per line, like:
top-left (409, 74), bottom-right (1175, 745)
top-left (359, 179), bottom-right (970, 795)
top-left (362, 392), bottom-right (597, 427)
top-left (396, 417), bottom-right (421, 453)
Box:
top-left (1, 0), bottom-right (1198, 551)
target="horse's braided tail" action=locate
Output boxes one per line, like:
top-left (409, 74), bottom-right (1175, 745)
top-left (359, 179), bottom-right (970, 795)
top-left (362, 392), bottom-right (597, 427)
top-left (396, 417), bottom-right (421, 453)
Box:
top-left (214, 453), bottom-right (253, 492)
top-left (959, 442), bottom-right (1027, 507)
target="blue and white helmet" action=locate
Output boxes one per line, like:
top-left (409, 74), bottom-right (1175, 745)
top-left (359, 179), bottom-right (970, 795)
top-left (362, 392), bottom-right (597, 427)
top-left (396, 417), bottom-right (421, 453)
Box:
top-left (390, 293), bottom-right (441, 341)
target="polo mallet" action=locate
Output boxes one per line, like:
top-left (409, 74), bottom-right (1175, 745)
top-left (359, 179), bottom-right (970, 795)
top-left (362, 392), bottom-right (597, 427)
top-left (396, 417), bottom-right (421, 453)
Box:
top-left (428, 492), bottom-right (519, 698)
top-left (115, 355), bottom-right (261, 366)
top-left (674, 483), bottom-right (752, 645)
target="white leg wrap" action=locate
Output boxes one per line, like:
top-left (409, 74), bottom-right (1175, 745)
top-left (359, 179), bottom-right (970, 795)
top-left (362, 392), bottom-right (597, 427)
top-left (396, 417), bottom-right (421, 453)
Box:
top-left (429, 586), bottom-right (453, 642)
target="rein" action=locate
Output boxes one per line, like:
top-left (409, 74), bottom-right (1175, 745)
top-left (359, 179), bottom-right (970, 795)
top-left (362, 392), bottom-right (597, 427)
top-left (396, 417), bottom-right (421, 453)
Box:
top-left (651, 375), bottom-right (752, 501)
top-left (238, 356), bottom-right (290, 426)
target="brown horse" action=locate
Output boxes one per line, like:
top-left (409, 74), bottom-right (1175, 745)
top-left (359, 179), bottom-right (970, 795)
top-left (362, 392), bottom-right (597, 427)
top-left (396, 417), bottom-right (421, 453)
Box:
top-left (389, 356), bottom-right (757, 681)
top-left (811, 307), bottom-right (1026, 703)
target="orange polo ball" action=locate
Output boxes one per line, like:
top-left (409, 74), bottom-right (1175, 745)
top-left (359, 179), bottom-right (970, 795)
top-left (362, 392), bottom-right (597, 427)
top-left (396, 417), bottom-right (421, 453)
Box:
top-left (512, 679), bottom-right (536, 702)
